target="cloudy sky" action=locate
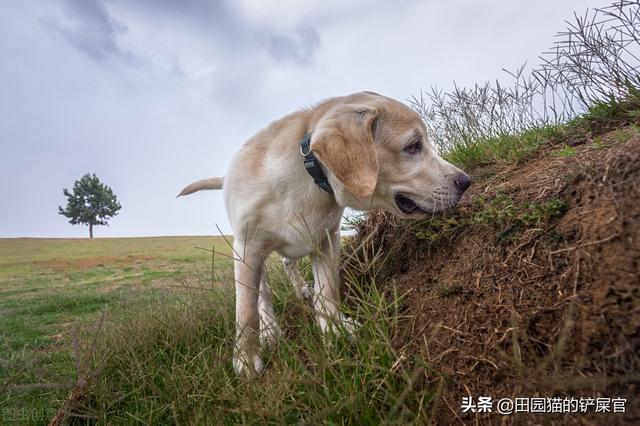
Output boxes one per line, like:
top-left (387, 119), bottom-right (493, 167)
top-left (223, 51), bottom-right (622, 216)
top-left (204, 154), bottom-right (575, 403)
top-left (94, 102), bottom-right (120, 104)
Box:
top-left (1, 0), bottom-right (597, 238)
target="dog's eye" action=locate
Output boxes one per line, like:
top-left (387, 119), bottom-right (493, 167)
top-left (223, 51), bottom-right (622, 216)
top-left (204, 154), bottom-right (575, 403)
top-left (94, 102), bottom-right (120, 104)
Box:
top-left (403, 139), bottom-right (422, 155)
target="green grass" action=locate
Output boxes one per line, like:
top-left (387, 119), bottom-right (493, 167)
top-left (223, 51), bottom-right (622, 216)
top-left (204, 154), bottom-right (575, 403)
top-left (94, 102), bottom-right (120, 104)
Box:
top-left (472, 195), bottom-right (567, 229)
top-left (568, 85), bottom-right (640, 133)
top-left (612, 128), bottom-right (633, 143)
top-left (551, 144), bottom-right (577, 158)
top-left (78, 274), bottom-right (435, 424)
top-left (443, 125), bottom-right (563, 169)
top-left (0, 237), bottom-right (435, 425)
top-left (408, 194), bottom-right (567, 249)
top-left (442, 88), bottom-right (640, 171)
top-left (0, 236), bottom-right (232, 425)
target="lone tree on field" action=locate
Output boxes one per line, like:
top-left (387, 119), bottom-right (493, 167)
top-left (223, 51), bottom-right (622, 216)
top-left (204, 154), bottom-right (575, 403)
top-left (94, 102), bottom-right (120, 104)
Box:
top-left (58, 173), bottom-right (122, 238)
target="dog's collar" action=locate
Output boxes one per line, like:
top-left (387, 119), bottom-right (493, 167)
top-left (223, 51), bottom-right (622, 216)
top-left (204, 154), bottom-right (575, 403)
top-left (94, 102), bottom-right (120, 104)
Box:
top-left (300, 133), bottom-right (333, 194)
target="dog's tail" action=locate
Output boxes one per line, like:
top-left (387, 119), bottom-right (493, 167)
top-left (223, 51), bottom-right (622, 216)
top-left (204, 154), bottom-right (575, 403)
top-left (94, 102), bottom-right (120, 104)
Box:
top-left (177, 177), bottom-right (224, 197)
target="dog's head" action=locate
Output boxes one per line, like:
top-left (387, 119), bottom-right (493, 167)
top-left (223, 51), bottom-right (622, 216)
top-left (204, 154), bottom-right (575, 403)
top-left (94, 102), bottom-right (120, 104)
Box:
top-left (311, 92), bottom-right (470, 217)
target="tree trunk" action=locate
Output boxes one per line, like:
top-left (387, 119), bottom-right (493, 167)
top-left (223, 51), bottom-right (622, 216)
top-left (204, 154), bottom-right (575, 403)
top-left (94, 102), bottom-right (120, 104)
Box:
top-left (89, 224), bottom-right (93, 239)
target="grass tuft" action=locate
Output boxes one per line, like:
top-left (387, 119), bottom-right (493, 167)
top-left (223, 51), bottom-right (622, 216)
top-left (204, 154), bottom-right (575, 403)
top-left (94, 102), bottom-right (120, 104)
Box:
top-left (71, 264), bottom-right (437, 424)
top-left (472, 195), bottom-right (567, 229)
top-left (443, 125), bottom-right (563, 169)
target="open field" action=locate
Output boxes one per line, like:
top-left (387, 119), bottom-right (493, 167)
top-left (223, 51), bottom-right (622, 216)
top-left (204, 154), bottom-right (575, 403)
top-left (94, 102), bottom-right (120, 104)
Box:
top-left (0, 236), bottom-right (434, 424)
top-left (0, 236), bottom-right (233, 424)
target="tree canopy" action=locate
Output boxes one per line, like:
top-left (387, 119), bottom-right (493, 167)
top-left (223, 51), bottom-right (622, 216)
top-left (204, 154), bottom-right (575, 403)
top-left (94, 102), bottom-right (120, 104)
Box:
top-left (58, 173), bottom-right (122, 238)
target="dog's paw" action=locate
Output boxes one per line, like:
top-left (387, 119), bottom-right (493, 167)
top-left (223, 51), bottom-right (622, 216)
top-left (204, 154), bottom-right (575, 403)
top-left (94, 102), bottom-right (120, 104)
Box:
top-left (233, 352), bottom-right (264, 377)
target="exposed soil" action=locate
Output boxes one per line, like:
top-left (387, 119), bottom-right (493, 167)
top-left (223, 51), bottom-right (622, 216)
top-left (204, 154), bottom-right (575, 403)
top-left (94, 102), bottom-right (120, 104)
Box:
top-left (345, 127), bottom-right (640, 424)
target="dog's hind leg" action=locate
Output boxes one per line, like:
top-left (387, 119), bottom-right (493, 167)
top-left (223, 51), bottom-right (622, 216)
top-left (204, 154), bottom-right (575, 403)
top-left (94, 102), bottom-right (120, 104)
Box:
top-left (232, 240), bottom-right (265, 377)
top-left (311, 228), bottom-right (359, 338)
top-left (282, 257), bottom-right (313, 302)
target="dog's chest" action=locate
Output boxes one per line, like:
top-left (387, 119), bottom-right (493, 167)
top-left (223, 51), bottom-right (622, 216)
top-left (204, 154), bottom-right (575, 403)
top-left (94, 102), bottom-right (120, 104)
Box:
top-left (276, 241), bottom-right (315, 259)
top-left (271, 206), bottom-right (343, 259)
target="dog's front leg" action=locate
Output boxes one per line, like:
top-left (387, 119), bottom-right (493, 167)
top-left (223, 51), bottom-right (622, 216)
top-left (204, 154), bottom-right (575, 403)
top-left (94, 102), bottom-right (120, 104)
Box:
top-left (232, 241), bottom-right (265, 377)
top-left (258, 265), bottom-right (282, 346)
top-left (311, 228), bottom-right (359, 337)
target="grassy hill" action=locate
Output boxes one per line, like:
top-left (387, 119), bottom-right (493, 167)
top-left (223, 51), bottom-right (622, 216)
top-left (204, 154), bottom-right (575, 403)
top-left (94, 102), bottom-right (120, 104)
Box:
top-left (345, 112), bottom-right (640, 424)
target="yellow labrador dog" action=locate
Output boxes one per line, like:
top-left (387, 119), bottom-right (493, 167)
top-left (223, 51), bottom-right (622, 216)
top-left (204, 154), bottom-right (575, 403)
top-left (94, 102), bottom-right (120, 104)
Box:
top-left (179, 91), bottom-right (470, 376)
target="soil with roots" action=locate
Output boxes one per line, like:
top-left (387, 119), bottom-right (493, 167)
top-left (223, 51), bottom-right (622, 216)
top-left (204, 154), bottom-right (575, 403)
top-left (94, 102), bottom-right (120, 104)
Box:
top-left (344, 126), bottom-right (640, 424)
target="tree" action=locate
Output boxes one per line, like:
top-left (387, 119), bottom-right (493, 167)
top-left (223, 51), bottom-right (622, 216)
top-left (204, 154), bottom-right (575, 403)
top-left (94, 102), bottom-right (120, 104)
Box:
top-left (58, 173), bottom-right (122, 238)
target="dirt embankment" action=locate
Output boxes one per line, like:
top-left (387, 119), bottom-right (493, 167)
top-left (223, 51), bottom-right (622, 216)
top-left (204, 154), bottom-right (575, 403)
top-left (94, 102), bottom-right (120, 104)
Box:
top-left (346, 127), bottom-right (640, 424)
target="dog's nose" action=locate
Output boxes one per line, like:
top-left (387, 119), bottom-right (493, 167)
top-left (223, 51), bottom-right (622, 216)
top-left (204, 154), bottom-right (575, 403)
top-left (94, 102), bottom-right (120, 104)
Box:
top-left (454, 172), bottom-right (471, 193)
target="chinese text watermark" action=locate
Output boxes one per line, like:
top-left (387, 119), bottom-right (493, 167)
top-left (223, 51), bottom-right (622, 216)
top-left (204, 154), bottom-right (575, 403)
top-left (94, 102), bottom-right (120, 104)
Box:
top-left (461, 396), bottom-right (627, 415)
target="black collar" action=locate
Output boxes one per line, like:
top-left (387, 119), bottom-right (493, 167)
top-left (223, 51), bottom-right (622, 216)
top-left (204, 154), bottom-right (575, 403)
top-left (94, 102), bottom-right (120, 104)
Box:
top-left (300, 133), bottom-right (333, 194)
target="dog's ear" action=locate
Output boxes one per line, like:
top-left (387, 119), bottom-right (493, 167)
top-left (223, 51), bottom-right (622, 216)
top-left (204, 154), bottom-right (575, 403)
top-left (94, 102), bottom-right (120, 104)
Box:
top-left (311, 105), bottom-right (378, 199)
